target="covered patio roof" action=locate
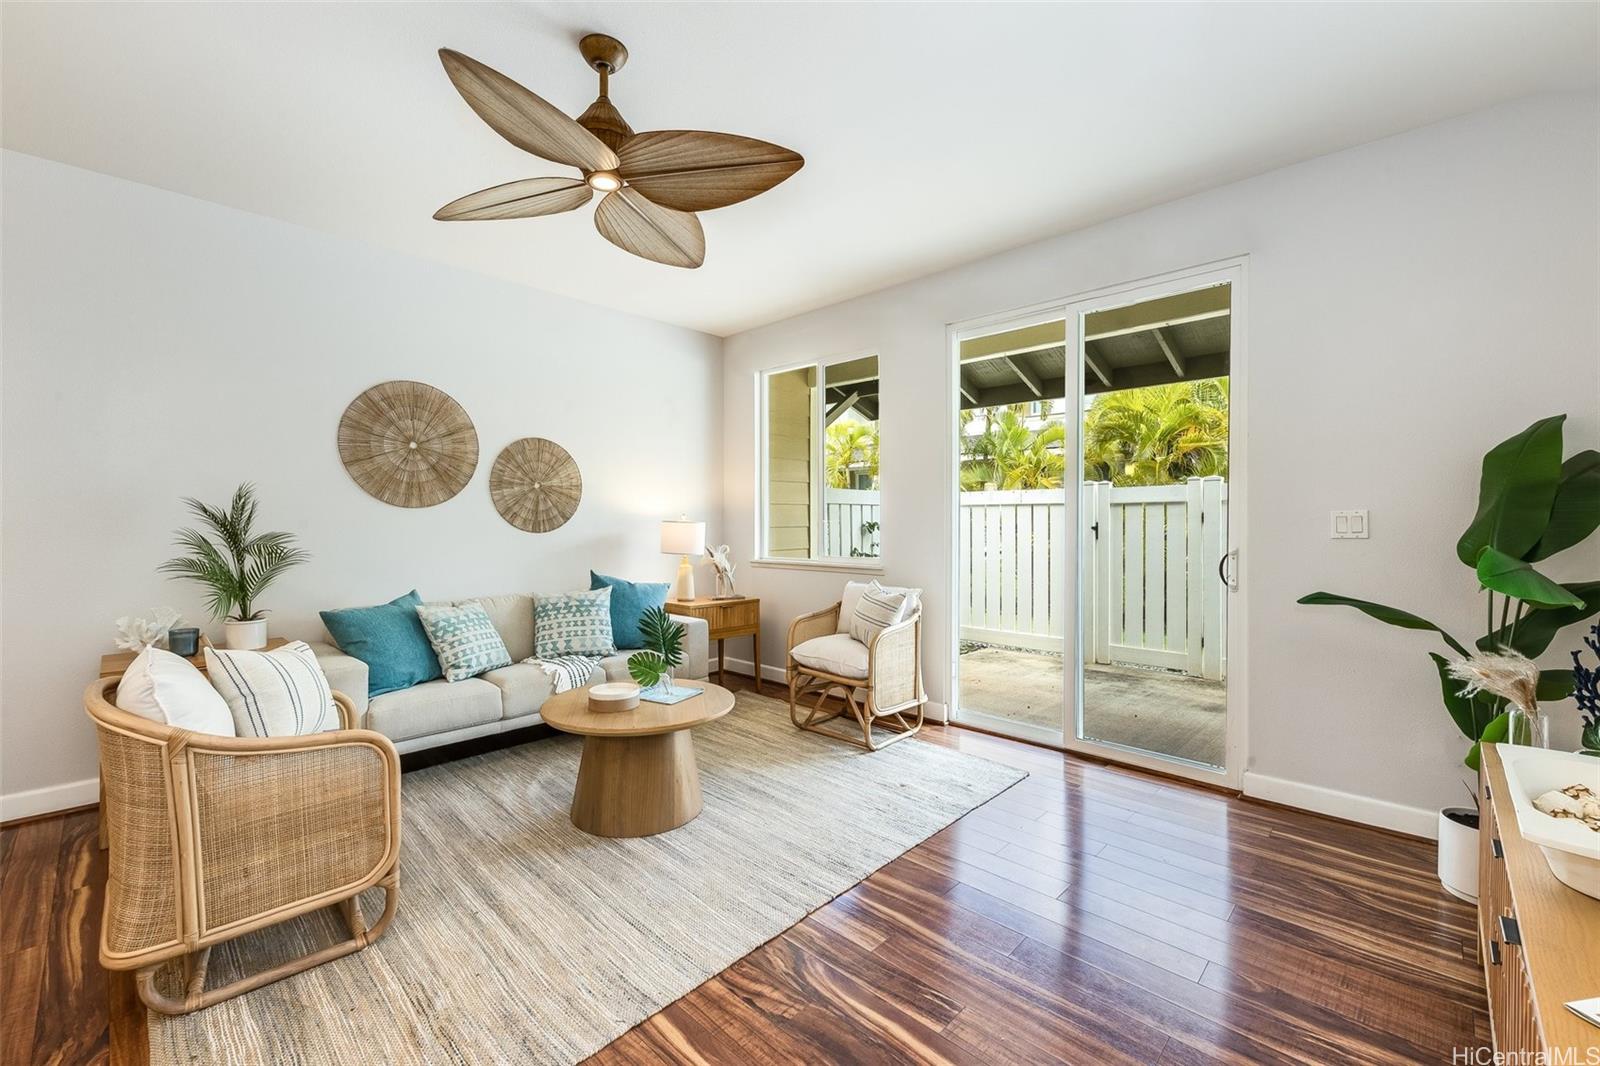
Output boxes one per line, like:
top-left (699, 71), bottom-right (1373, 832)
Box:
top-left (957, 285), bottom-right (1231, 409)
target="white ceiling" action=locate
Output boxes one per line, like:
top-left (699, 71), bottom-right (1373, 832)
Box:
top-left (4, 2), bottom-right (1595, 336)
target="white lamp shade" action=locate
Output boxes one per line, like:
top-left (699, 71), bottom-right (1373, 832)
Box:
top-left (660, 519), bottom-right (706, 556)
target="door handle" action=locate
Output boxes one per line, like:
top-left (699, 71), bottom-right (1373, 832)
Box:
top-left (1218, 549), bottom-right (1239, 592)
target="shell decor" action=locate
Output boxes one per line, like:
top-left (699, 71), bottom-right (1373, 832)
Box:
top-left (338, 381), bottom-right (479, 508)
top-left (489, 437), bottom-right (582, 533)
top-left (113, 607), bottom-right (182, 651)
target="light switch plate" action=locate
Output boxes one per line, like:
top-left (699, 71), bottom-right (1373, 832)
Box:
top-left (1331, 510), bottom-right (1369, 539)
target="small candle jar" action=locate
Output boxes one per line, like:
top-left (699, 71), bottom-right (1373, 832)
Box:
top-left (168, 627), bottom-right (200, 657)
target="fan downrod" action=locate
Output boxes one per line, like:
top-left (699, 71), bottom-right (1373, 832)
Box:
top-left (579, 34), bottom-right (628, 75)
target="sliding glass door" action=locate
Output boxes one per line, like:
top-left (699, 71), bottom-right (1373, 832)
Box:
top-left (951, 262), bottom-right (1244, 786)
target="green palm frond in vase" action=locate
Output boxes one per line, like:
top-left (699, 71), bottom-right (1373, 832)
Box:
top-left (157, 483), bottom-right (309, 621)
top-left (627, 606), bottom-right (686, 689)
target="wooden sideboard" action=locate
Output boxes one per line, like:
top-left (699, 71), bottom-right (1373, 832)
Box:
top-left (1478, 743), bottom-right (1600, 1056)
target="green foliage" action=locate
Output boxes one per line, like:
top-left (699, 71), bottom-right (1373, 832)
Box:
top-left (157, 483), bottom-right (308, 621)
top-left (825, 421), bottom-right (879, 489)
top-left (1082, 379), bottom-right (1229, 486)
top-left (627, 606), bottom-right (686, 689)
top-left (959, 406), bottom-right (1067, 490)
top-left (1299, 415), bottom-right (1600, 769)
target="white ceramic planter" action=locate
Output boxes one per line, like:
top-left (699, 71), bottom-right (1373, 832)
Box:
top-left (223, 618), bottom-right (268, 650)
top-left (1437, 807), bottom-right (1480, 903)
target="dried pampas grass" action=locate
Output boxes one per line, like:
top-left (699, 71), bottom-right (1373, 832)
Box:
top-left (1447, 650), bottom-right (1541, 717)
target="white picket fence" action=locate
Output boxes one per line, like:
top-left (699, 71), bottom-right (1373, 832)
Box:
top-left (829, 480), bottom-right (1228, 680)
top-left (823, 488), bottom-right (882, 557)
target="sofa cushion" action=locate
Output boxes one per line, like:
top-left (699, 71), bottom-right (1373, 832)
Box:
top-left (116, 646), bottom-right (235, 736)
top-left (365, 677), bottom-right (501, 742)
top-left (204, 641), bottom-right (340, 737)
top-left (791, 633), bottom-right (869, 680)
top-left (596, 650), bottom-right (646, 684)
top-left (589, 571), bottom-right (671, 649)
top-left (535, 588), bottom-right (616, 657)
top-left (320, 590), bottom-right (442, 697)
top-left (460, 593), bottom-right (535, 663)
top-left (480, 662), bottom-right (556, 719)
top-left (417, 602), bottom-right (513, 682)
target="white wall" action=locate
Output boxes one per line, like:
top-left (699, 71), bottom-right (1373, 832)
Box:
top-left (1, 152), bottom-right (723, 818)
top-left (722, 92), bottom-right (1600, 836)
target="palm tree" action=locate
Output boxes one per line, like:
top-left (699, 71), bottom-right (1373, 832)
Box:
top-left (825, 420), bottom-right (879, 488)
top-left (1082, 378), bottom-right (1228, 486)
top-left (960, 406), bottom-right (1067, 489)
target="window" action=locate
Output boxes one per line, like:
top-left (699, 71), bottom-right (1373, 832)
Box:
top-left (761, 355), bottom-right (880, 561)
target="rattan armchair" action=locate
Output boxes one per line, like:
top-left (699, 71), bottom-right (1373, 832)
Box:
top-left (85, 677), bottom-right (401, 1015)
top-left (786, 601), bottom-right (926, 750)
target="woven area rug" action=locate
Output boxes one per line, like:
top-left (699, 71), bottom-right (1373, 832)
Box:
top-left (148, 691), bottom-right (1025, 1064)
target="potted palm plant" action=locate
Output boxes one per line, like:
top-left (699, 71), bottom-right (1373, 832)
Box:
top-left (159, 483), bottom-right (310, 649)
top-left (1299, 414), bottom-right (1599, 901)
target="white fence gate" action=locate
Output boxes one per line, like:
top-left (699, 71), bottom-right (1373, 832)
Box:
top-left (957, 478), bottom-right (1227, 681)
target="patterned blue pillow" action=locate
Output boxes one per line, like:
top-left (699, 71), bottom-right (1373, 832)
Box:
top-left (415, 602), bottom-right (513, 682)
top-left (536, 588), bottom-right (615, 658)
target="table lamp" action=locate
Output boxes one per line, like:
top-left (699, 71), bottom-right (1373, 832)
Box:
top-left (661, 517), bottom-right (706, 601)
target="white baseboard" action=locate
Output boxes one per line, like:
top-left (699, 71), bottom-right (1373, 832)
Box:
top-left (2, 777), bottom-right (100, 822)
top-left (720, 656), bottom-right (950, 724)
top-left (1242, 771), bottom-right (1438, 839)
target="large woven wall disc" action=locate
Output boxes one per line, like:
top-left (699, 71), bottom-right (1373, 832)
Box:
top-left (338, 381), bottom-right (479, 508)
top-left (489, 438), bottom-right (582, 532)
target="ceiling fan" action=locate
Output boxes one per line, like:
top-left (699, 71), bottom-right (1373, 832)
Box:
top-left (434, 34), bottom-right (804, 269)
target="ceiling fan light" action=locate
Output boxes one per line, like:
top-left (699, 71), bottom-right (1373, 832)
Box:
top-left (586, 170), bottom-right (623, 192)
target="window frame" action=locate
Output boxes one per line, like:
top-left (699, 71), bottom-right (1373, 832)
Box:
top-left (754, 350), bottom-right (885, 573)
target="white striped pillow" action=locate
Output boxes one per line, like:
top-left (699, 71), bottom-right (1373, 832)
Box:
top-left (204, 640), bottom-right (340, 738)
top-left (848, 582), bottom-right (909, 645)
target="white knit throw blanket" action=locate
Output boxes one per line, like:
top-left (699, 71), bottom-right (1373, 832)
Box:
top-left (524, 654), bottom-right (603, 693)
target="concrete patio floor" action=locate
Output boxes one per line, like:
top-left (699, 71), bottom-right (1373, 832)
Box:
top-left (957, 644), bottom-right (1226, 767)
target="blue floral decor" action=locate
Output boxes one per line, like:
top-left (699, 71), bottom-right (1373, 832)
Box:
top-left (1571, 622), bottom-right (1600, 757)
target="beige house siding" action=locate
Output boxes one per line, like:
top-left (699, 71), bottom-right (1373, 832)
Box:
top-left (766, 367), bottom-right (814, 558)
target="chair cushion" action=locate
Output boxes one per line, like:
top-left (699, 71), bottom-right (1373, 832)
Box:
top-left (590, 571), bottom-right (670, 649)
top-left (320, 590), bottom-right (442, 697)
top-left (460, 593), bottom-right (535, 663)
top-left (848, 583), bottom-right (909, 645)
top-left (480, 662), bottom-right (555, 719)
top-left (116, 646), bottom-right (235, 736)
top-left (416, 602), bottom-right (513, 682)
top-left (535, 588), bottom-right (616, 657)
top-left (838, 580), bottom-right (922, 634)
top-left (204, 641), bottom-right (340, 737)
top-left (791, 633), bottom-right (870, 680)
top-left (365, 677), bottom-right (502, 742)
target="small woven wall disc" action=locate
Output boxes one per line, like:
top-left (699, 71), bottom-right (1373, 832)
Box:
top-left (490, 438), bottom-right (582, 532)
top-left (338, 381), bottom-right (478, 507)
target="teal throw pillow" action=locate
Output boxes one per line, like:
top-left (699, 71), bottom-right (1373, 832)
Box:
top-left (536, 588), bottom-right (615, 658)
top-left (416, 602), bottom-right (513, 682)
top-left (590, 571), bottom-right (671, 649)
top-left (320, 590), bottom-right (442, 698)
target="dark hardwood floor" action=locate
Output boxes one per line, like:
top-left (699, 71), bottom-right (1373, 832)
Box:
top-left (2, 675), bottom-right (1487, 1065)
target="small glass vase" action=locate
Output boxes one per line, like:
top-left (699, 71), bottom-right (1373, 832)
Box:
top-left (1506, 708), bottom-right (1550, 749)
top-left (652, 668), bottom-right (675, 697)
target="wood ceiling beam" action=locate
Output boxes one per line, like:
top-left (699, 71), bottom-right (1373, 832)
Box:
top-left (824, 391), bottom-right (860, 425)
top-left (958, 370), bottom-right (979, 406)
top-left (1151, 328), bottom-right (1185, 378)
top-left (1083, 345), bottom-right (1114, 389)
top-left (1003, 356), bottom-right (1044, 398)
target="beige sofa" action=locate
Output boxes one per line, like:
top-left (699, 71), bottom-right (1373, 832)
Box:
top-left (306, 593), bottom-right (710, 754)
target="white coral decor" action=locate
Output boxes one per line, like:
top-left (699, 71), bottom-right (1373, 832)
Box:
top-left (113, 607), bottom-right (182, 652)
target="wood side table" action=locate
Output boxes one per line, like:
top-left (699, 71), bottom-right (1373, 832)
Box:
top-left (96, 636), bottom-right (290, 679)
top-left (666, 596), bottom-right (760, 695)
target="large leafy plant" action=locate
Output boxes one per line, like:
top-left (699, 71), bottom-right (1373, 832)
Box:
top-left (158, 483), bottom-right (309, 622)
top-left (627, 606), bottom-right (686, 690)
top-left (1300, 415), bottom-right (1600, 769)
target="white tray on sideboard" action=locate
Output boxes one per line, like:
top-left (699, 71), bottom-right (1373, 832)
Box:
top-left (1496, 744), bottom-right (1600, 900)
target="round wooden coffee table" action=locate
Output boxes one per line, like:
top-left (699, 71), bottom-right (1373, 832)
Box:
top-left (540, 680), bottom-right (734, 838)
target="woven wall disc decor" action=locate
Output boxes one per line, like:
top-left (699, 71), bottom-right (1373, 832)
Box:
top-left (489, 437), bottom-right (582, 533)
top-left (338, 380), bottom-right (479, 508)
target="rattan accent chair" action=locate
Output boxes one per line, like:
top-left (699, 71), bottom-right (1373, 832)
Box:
top-left (85, 677), bottom-right (401, 1015)
top-left (786, 601), bottom-right (926, 750)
